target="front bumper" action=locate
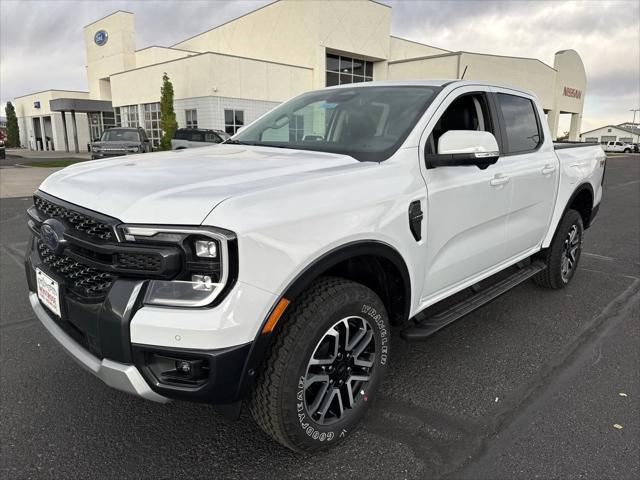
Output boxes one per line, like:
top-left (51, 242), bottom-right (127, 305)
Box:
top-left (91, 152), bottom-right (127, 160)
top-left (26, 237), bottom-right (272, 405)
top-left (29, 292), bottom-right (168, 403)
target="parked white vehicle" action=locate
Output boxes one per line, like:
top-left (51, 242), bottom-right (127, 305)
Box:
top-left (604, 141), bottom-right (633, 153)
top-left (26, 80), bottom-right (605, 452)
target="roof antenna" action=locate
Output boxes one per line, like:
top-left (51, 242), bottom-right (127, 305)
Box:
top-left (460, 65), bottom-right (468, 79)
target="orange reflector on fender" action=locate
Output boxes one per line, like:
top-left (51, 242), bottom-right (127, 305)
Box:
top-left (261, 298), bottom-right (290, 334)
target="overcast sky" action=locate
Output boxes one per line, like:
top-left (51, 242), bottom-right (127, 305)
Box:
top-left (1, 0), bottom-right (638, 132)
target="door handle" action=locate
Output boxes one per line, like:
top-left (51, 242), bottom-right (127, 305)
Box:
top-left (490, 174), bottom-right (510, 187)
top-left (542, 164), bottom-right (557, 175)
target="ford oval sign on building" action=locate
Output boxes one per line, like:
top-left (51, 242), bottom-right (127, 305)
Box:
top-left (94, 30), bottom-right (108, 46)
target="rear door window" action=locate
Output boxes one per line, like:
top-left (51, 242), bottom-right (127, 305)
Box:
top-left (497, 94), bottom-right (542, 154)
top-left (189, 131), bottom-right (205, 142)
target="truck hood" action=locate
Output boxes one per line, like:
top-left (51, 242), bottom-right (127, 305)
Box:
top-left (39, 144), bottom-right (362, 224)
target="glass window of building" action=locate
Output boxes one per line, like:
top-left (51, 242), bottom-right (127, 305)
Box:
top-left (326, 53), bottom-right (373, 86)
top-left (102, 111), bottom-right (116, 130)
top-left (290, 114), bottom-right (305, 141)
top-left (143, 102), bottom-right (161, 149)
top-left (186, 109), bottom-right (198, 129)
top-left (116, 105), bottom-right (140, 128)
top-left (224, 109), bottom-right (244, 135)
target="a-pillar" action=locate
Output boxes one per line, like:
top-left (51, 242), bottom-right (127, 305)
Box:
top-left (569, 113), bottom-right (582, 141)
top-left (546, 109), bottom-right (560, 141)
top-left (70, 110), bottom-right (79, 153)
top-left (60, 111), bottom-right (70, 152)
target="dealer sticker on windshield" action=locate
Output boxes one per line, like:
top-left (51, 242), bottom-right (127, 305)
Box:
top-left (36, 268), bottom-right (61, 317)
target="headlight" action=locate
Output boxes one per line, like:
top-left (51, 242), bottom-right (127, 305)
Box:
top-left (118, 225), bottom-right (236, 307)
top-left (92, 145), bottom-right (101, 152)
top-left (127, 146), bottom-right (140, 153)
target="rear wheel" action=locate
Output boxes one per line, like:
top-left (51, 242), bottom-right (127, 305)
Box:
top-left (533, 209), bottom-right (584, 289)
top-left (624, 148), bottom-right (631, 153)
top-left (249, 277), bottom-right (389, 452)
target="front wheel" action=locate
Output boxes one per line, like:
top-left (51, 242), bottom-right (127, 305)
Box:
top-left (249, 277), bottom-right (390, 452)
top-left (533, 209), bottom-right (584, 289)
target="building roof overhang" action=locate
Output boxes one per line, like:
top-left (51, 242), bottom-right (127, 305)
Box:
top-left (49, 98), bottom-right (113, 113)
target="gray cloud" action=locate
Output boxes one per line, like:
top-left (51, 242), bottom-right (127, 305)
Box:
top-left (2, 0), bottom-right (638, 131)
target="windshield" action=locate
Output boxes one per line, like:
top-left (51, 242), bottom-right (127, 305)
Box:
top-left (232, 85), bottom-right (441, 162)
top-left (101, 129), bottom-right (140, 142)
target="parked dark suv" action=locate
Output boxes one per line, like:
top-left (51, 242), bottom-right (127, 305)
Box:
top-left (171, 128), bottom-right (229, 150)
top-left (91, 127), bottom-right (152, 159)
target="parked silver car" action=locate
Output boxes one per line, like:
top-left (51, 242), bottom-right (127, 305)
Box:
top-left (171, 128), bottom-right (229, 150)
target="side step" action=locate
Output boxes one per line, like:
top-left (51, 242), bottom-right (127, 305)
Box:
top-left (401, 260), bottom-right (546, 341)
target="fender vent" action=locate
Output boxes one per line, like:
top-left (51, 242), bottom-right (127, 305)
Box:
top-left (408, 200), bottom-right (423, 241)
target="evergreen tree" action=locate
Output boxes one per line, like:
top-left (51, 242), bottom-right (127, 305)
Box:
top-left (5, 101), bottom-right (20, 148)
top-left (159, 73), bottom-right (177, 151)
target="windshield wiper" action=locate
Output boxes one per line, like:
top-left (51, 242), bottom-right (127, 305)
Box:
top-left (224, 139), bottom-right (299, 150)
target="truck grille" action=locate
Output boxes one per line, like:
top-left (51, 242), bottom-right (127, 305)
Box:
top-left (116, 252), bottom-right (162, 271)
top-left (34, 195), bottom-right (114, 241)
top-left (38, 241), bottom-right (113, 297)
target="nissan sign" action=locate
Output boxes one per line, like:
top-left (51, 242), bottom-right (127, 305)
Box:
top-left (563, 87), bottom-right (582, 99)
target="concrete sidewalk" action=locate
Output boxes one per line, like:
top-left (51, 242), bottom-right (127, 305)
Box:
top-left (0, 166), bottom-right (59, 198)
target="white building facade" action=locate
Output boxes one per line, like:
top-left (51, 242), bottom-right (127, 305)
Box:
top-left (14, 0), bottom-right (588, 152)
top-left (580, 124), bottom-right (640, 144)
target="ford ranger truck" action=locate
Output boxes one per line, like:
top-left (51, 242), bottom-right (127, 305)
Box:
top-left (25, 81), bottom-right (606, 452)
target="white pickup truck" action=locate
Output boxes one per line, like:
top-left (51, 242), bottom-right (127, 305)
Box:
top-left (603, 141), bottom-right (633, 153)
top-left (25, 80), bottom-right (605, 452)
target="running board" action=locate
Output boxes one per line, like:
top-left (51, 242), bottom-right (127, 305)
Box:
top-left (401, 261), bottom-right (546, 341)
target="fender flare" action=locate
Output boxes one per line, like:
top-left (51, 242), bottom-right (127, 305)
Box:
top-left (563, 182), bottom-right (594, 227)
top-left (545, 182), bottom-right (595, 248)
top-left (235, 240), bottom-right (411, 401)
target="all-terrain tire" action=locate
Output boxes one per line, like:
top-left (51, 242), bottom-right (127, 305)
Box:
top-left (533, 209), bottom-right (584, 289)
top-left (249, 276), bottom-right (390, 452)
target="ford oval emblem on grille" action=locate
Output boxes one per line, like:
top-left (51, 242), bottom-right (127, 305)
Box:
top-left (41, 219), bottom-right (67, 254)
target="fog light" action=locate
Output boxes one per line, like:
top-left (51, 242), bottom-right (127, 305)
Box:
top-left (176, 360), bottom-right (191, 375)
top-left (195, 240), bottom-right (218, 258)
top-left (192, 274), bottom-right (213, 291)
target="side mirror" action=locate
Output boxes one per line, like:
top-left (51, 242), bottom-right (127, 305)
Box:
top-left (427, 130), bottom-right (500, 169)
top-left (235, 126), bottom-right (247, 135)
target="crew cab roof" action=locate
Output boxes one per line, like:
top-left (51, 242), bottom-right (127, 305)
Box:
top-left (325, 79), bottom-right (538, 99)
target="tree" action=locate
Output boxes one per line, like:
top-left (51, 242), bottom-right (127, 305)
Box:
top-left (5, 101), bottom-right (20, 148)
top-left (159, 73), bottom-right (177, 151)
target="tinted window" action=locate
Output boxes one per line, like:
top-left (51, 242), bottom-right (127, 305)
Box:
top-left (189, 131), bottom-right (205, 142)
top-left (497, 94), bottom-right (541, 153)
top-left (101, 129), bottom-right (140, 142)
top-left (428, 93), bottom-right (493, 154)
top-left (173, 129), bottom-right (188, 140)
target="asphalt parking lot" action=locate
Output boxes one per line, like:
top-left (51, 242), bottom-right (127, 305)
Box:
top-left (1, 155), bottom-right (638, 479)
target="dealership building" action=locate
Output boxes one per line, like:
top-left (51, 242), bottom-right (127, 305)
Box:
top-left (14, 0), bottom-right (588, 152)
